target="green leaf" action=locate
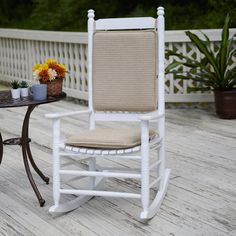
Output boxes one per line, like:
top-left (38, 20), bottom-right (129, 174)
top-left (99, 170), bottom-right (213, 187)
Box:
top-left (224, 68), bottom-right (236, 88)
top-left (186, 31), bottom-right (221, 80)
top-left (200, 57), bottom-right (209, 66)
top-left (165, 61), bottom-right (183, 73)
top-left (218, 14), bottom-right (230, 79)
top-left (200, 30), bottom-right (211, 47)
top-left (182, 61), bottom-right (201, 68)
top-left (187, 86), bottom-right (212, 92)
top-left (226, 47), bottom-right (236, 67)
top-left (165, 49), bottom-right (195, 61)
top-left (227, 78), bottom-right (236, 88)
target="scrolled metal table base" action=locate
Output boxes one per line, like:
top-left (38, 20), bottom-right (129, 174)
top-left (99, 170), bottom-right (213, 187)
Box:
top-left (1, 105), bottom-right (49, 207)
top-left (0, 91), bottom-right (66, 207)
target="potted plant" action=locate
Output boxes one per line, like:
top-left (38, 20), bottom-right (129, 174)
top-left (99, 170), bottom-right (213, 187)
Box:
top-left (20, 80), bottom-right (29, 97)
top-left (166, 15), bottom-right (236, 119)
top-left (32, 59), bottom-right (67, 96)
top-left (10, 80), bottom-right (20, 99)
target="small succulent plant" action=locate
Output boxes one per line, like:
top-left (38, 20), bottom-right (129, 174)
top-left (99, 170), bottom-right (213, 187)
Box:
top-left (10, 80), bottom-right (20, 89)
top-left (20, 80), bottom-right (29, 88)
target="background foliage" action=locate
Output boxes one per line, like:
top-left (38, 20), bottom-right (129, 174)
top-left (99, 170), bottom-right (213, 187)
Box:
top-left (0, 0), bottom-right (236, 31)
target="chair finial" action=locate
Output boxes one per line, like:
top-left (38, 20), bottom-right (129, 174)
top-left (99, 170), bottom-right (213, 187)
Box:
top-left (88, 9), bottom-right (95, 19)
top-left (157, 6), bottom-right (164, 16)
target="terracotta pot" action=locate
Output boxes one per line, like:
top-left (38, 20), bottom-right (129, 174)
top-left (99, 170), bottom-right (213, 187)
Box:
top-left (214, 89), bottom-right (236, 119)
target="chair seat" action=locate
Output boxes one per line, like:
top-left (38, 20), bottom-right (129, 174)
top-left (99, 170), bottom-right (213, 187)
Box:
top-left (65, 128), bottom-right (157, 149)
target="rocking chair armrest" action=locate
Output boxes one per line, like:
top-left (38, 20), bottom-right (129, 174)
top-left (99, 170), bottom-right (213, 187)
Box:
top-left (138, 111), bottom-right (164, 121)
top-left (45, 109), bottom-right (91, 119)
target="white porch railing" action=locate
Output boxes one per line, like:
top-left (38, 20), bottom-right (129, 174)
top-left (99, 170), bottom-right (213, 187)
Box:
top-left (0, 28), bottom-right (235, 102)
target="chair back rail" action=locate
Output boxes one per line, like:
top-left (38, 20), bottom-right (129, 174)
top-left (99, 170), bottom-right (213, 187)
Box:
top-left (95, 17), bottom-right (156, 30)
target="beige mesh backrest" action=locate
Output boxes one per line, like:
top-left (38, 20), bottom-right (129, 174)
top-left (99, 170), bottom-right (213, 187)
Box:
top-left (93, 30), bottom-right (157, 112)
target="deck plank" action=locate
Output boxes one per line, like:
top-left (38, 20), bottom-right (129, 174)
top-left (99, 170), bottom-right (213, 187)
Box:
top-left (0, 100), bottom-right (236, 236)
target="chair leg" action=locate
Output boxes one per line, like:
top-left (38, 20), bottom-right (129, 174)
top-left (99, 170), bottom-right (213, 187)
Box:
top-left (140, 168), bottom-right (170, 219)
top-left (140, 121), bottom-right (150, 216)
top-left (52, 119), bottom-right (61, 208)
top-left (50, 135), bottom-right (102, 215)
top-left (49, 176), bottom-right (105, 215)
top-left (158, 117), bottom-right (166, 190)
top-left (140, 140), bottom-right (171, 220)
top-left (158, 140), bottom-right (166, 191)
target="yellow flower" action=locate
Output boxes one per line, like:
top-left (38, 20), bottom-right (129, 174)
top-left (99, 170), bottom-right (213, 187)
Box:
top-left (38, 64), bottom-right (49, 72)
top-left (33, 63), bottom-right (41, 71)
top-left (59, 63), bottom-right (66, 69)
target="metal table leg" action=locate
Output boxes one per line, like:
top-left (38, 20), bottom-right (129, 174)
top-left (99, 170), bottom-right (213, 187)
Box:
top-left (21, 105), bottom-right (49, 207)
top-left (26, 143), bottom-right (49, 184)
top-left (0, 132), bottom-right (3, 165)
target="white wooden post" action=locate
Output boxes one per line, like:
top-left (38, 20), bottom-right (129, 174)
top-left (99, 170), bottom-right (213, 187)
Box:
top-left (87, 9), bottom-right (95, 130)
top-left (87, 9), bottom-right (96, 189)
top-left (157, 6), bottom-right (165, 115)
top-left (157, 7), bottom-right (166, 190)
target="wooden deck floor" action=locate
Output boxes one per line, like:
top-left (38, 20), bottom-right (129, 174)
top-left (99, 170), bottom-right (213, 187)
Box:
top-left (0, 99), bottom-right (235, 236)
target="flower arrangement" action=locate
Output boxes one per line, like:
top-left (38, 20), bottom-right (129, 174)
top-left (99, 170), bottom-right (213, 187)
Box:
top-left (33, 59), bottom-right (67, 83)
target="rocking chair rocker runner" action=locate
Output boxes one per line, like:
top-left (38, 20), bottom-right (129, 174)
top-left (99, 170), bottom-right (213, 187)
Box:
top-left (46, 7), bottom-right (170, 220)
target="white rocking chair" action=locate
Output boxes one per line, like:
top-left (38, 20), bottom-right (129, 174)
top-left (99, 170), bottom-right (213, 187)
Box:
top-left (46, 6), bottom-right (170, 220)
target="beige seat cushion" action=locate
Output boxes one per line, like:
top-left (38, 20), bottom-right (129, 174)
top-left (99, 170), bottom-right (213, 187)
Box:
top-left (93, 30), bottom-right (157, 112)
top-left (66, 128), bottom-right (157, 149)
